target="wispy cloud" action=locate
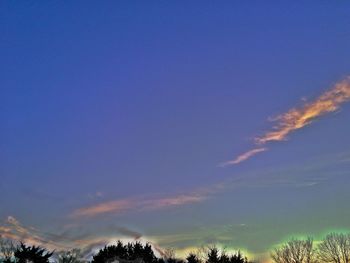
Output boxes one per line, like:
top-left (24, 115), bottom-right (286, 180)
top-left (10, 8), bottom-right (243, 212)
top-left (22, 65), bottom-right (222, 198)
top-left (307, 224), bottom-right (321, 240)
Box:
top-left (72, 199), bottom-right (133, 218)
top-left (116, 227), bottom-right (142, 240)
top-left (256, 78), bottom-right (350, 144)
top-left (1, 157), bottom-right (330, 258)
top-left (0, 216), bottom-right (165, 259)
top-left (142, 194), bottom-right (206, 211)
top-left (223, 77), bottom-right (350, 166)
top-left (71, 192), bottom-right (207, 219)
top-left (220, 148), bottom-right (267, 166)
top-left (72, 160), bottom-right (324, 220)
top-left (0, 216), bottom-right (68, 250)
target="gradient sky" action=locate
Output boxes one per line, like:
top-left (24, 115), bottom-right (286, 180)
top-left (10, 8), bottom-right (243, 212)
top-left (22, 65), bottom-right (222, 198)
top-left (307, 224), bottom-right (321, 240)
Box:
top-left (1, 1), bottom-right (350, 261)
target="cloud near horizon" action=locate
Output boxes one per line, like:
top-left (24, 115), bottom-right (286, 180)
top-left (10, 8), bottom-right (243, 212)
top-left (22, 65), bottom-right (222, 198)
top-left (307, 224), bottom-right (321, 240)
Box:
top-left (223, 77), bottom-right (350, 166)
top-left (0, 216), bottom-right (166, 258)
top-left (72, 199), bottom-right (133, 218)
top-left (71, 192), bottom-right (207, 219)
top-left (0, 216), bottom-right (67, 251)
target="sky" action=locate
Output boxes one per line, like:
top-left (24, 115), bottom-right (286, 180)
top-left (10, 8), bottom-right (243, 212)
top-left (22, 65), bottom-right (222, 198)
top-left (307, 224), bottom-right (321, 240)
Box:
top-left (1, 1), bottom-right (350, 261)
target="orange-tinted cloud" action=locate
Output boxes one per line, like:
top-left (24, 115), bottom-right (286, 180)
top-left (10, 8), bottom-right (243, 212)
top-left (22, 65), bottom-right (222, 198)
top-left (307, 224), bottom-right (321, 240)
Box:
top-left (142, 194), bottom-right (205, 210)
top-left (224, 77), bottom-right (350, 166)
top-left (71, 199), bottom-right (133, 218)
top-left (71, 193), bottom-right (207, 219)
top-left (220, 148), bottom-right (267, 166)
top-left (0, 216), bottom-right (160, 258)
top-left (256, 78), bottom-right (350, 144)
top-left (0, 216), bottom-right (67, 251)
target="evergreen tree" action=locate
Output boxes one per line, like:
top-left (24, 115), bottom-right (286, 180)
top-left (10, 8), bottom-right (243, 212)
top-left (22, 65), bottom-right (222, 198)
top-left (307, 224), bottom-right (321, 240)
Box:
top-left (207, 247), bottom-right (220, 263)
top-left (14, 243), bottom-right (53, 263)
top-left (229, 251), bottom-right (248, 263)
top-left (186, 253), bottom-right (201, 263)
top-left (92, 240), bottom-right (157, 263)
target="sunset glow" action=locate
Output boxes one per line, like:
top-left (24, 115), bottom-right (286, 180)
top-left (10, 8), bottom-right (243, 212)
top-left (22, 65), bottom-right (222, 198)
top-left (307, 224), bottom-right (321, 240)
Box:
top-left (1, 2), bottom-right (350, 262)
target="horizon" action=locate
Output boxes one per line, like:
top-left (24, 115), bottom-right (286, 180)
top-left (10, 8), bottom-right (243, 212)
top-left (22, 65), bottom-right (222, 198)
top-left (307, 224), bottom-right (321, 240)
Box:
top-left (1, 2), bottom-right (350, 262)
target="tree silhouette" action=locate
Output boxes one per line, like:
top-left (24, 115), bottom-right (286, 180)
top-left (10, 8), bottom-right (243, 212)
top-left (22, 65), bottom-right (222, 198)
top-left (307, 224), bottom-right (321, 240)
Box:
top-left (219, 251), bottom-right (230, 263)
top-left (317, 233), bottom-right (350, 263)
top-left (92, 240), bottom-right (158, 263)
top-left (14, 242), bottom-right (53, 263)
top-left (0, 237), bottom-right (16, 263)
top-left (141, 243), bottom-right (157, 263)
top-left (271, 237), bottom-right (315, 263)
top-left (56, 248), bottom-right (84, 263)
top-left (228, 251), bottom-right (248, 263)
top-left (207, 247), bottom-right (220, 263)
top-left (204, 247), bottom-right (249, 263)
top-left (91, 241), bottom-right (126, 263)
top-left (186, 253), bottom-right (201, 263)
top-left (163, 247), bottom-right (182, 263)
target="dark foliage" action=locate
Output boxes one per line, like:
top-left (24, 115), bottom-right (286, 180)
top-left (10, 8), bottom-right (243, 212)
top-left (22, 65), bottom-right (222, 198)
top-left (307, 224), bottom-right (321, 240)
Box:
top-left (14, 242), bottom-right (53, 263)
top-left (206, 247), bottom-right (248, 263)
top-left (91, 241), bottom-right (157, 263)
top-left (227, 251), bottom-right (248, 263)
top-left (1, 239), bottom-right (251, 263)
top-left (167, 259), bottom-right (184, 263)
top-left (186, 253), bottom-right (201, 263)
top-left (207, 247), bottom-right (220, 263)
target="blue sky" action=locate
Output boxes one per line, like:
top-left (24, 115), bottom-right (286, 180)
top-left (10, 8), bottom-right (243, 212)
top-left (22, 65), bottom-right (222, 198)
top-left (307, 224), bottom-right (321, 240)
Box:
top-left (1, 1), bottom-right (350, 260)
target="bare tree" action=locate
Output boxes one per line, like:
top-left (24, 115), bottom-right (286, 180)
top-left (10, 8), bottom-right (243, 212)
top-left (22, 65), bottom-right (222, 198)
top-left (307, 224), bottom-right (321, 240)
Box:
top-left (317, 233), bottom-right (350, 263)
top-left (195, 246), bottom-right (209, 263)
top-left (56, 248), bottom-right (85, 263)
top-left (0, 237), bottom-right (16, 263)
top-left (162, 248), bottom-right (181, 263)
top-left (271, 237), bottom-right (316, 263)
top-left (163, 248), bottom-right (176, 259)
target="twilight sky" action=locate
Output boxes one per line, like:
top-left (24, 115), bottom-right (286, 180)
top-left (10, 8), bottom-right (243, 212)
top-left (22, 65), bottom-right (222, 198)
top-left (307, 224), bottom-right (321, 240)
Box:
top-left (1, 1), bottom-right (350, 260)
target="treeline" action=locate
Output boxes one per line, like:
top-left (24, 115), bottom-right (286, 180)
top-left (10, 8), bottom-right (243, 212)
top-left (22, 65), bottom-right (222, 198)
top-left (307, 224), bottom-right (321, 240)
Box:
top-left (271, 232), bottom-right (350, 263)
top-left (1, 232), bottom-right (350, 263)
top-left (0, 239), bottom-right (248, 263)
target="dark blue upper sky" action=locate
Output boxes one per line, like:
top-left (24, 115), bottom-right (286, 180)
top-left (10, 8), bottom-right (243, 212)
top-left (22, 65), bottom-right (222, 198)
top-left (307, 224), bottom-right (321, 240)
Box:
top-left (1, 1), bottom-right (350, 258)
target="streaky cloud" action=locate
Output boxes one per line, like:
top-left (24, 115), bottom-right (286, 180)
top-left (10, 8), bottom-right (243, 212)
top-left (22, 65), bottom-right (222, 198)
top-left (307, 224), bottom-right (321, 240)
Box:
top-left (220, 148), bottom-right (268, 166)
top-left (71, 192), bottom-right (207, 219)
top-left (256, 77), bottom-right (350, 144)
top-left (116, 226), bottom-right (142, 240)
top-left (224, 77), bottom-right (350, 166)
top-left (71, 199), bottom-right (133, 218)
top-left (141, 194), bottom-right (206, 210)
top-left (0, 216), bottom-right (165, 260)
top-left (0, 216), bottom-right (68, 251)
